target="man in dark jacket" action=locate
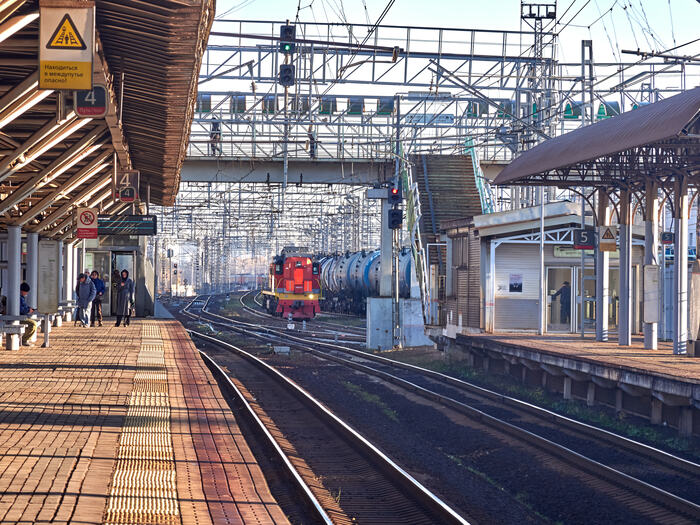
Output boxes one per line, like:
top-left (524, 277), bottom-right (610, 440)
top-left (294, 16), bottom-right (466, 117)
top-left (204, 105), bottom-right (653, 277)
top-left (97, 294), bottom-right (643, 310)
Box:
top-left (90, 270), bottom-right (105, 327)
top-left (75, 274), bottom-right (96, 327)
top-left (552, 280), bottom-right (571, 324)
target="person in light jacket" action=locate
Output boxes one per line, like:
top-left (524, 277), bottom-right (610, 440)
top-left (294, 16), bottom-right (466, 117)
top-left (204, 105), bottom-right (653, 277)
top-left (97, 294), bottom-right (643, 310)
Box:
top-left (75, 274), bottom-right (96, 327)
top-left (115, 269), bottom-right (134, 327)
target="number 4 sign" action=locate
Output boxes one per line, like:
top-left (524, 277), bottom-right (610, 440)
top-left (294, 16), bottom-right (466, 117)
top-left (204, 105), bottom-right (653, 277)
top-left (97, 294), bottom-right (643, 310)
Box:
top-left (74, 85), bottom-right (107, 117)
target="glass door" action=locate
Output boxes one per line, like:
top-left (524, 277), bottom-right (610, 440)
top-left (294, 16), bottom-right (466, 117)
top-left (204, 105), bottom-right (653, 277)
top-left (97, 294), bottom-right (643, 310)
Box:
top-left (547, 267), bottom-right (573, 332)
top-left (111, 252), bottom-right (134, 315)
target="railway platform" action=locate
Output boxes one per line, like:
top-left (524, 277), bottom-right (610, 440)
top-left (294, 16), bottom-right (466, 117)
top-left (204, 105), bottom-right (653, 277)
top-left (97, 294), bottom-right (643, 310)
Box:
top-left (455, 333), bottom-right (700, 436)
top-left (0, 319), bottom-right (288, 524)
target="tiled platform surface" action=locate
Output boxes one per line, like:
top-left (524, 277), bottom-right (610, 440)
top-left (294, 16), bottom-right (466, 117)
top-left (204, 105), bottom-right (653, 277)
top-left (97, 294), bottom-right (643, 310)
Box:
top-left (463, 333), bottom-right (700, 382)
top-left (0, 319), bottom-right (289, 524)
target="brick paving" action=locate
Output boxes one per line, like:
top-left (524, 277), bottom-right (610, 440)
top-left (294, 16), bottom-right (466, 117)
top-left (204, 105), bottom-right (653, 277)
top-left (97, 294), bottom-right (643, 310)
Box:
top-left (0, 319), bottom-right (288, 524)
top-left (471, 333), bottom-right (700, 382)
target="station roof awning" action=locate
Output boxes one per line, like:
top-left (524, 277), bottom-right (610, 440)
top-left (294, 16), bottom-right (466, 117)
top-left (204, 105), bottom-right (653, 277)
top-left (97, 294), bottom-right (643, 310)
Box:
top-left (493, 87), bottom-right (700, 188)
top-left (0, 0), bottom-right (212, 241)
top-left (96, 0), bottom-right (214, 206)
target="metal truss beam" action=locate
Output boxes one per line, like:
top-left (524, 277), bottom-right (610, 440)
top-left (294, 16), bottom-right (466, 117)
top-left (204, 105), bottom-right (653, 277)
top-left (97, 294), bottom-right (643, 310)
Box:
top-left (0, 125), bottom-right (108, 216)
top-left (14, 149), bottom-right (113, 226)
top-left (30, 174), bottom-right (111, 233)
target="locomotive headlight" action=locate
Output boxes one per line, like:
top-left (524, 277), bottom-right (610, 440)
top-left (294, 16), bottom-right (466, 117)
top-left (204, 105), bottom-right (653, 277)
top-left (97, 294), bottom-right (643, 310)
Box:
top-left (308, 294), bottom-right (315, 299)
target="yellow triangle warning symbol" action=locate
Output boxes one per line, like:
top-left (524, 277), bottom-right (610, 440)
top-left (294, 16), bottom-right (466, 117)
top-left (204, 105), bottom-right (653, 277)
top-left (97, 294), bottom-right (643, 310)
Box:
top-left (46, 14), bottom-right (86, 50)
top-left (602, 228), bottom-right (615, 240)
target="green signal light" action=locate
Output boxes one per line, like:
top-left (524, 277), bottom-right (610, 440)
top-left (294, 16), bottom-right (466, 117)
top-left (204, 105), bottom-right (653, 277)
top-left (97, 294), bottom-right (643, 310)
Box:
top-left (283, 43), bottom-right (291, 51)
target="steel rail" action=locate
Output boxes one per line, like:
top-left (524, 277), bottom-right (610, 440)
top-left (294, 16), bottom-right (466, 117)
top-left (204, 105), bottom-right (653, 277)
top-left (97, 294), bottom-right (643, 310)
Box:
top-left (191, 298), bottom-right (700, 522)
top-left (184, 322), bottom-right (471, 524)
top-left (196, 347), bottom-right (334, 525)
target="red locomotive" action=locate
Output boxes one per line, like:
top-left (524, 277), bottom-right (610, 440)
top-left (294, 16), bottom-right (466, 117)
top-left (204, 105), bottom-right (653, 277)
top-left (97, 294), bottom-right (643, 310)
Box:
top-left (261, 247), bottom-right (322, 319)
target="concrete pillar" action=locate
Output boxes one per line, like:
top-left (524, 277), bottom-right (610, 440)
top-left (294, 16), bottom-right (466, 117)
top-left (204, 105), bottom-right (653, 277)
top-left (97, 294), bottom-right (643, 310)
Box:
top-left (596, 191), bottom-right (610, 342)
top-left (541, 370), bottom-right (548, 388)
top-left (521, 366), bottom-right (527, 384)
top-left (64, 243), bottom-right (74, 302)
top-left (6, 226), bottom-right (21, 350)
top-left (678, 407), bottom-right (693, 437)
top-left (379, 198), bottom-right (392, 297)
top-left (504, 360), bottom-right (511, 375)
top-left (26, 232), bottom-right (38, 310)
top-left (644, 181), bottom-right (659, 349)
top-left (615, 389), bottom-right (623, 413)
top-left (673, 179), bottom-right (689, 354)
top-left (482, 356), bottom-right (489, 372)
top-left (650, 398), bottom-right (662, 425)
top-left (619, 190), bottom-right (632, 346)
top-left (586, 382), bottom-right (595, 406)
top-left (563, 376), bottom-right (572, 400)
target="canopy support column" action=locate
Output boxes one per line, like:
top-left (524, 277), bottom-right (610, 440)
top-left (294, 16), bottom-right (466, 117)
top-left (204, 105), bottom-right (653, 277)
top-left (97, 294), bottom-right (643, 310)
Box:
top-left (673, 179), bottom-right (689, 354)
top-left (596, 191), bottom-right (610, 342)
top-left (26, 232), bottom-right (38, 310)
top-left (619, 189), bottom-right (632, 346)
top-left (644, 181), bottom-right (659, 349)
top-left (6, 225), bottom-right (21, 350)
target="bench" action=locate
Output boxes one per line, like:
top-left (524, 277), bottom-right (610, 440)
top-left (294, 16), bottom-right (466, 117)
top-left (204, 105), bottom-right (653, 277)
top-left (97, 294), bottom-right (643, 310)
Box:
top-left (0, 313), bottom-right (54, 349)
top-left (56, 301), bottom-right (76, 325)
top-left (0, 316), bottom-right (27, 351)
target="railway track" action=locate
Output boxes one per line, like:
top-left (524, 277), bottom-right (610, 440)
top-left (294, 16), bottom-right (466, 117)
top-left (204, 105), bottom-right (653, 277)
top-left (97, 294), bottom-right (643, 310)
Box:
top-left (187, 295), bottom-right (700, 524)
top-left (238, 290), bottom-right (367, 337)
top-left (186, 326), bottom-right (470, 523)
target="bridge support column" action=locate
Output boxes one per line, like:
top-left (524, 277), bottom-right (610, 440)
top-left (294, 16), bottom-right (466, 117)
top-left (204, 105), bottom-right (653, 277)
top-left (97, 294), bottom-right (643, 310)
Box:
top-left (644, 181), bottom-right (659, 349)
top-left (673, 179), bottom-right (689, 354)
top-left (619, 189), bottom-right (632, 346)
top-left (596, 191), bottom-right (610, 342)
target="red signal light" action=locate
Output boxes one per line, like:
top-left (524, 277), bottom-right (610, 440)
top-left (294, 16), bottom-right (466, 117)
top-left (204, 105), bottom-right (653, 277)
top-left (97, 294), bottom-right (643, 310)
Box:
top-left (391, 187), bottom-right (398, 194)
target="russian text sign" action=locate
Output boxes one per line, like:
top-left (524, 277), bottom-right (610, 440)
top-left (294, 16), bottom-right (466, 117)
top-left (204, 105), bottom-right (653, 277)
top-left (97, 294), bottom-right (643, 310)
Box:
top-left (76, 207), bottom-right (98, 239)
top-left (39, 2), bottom-right (94, 90)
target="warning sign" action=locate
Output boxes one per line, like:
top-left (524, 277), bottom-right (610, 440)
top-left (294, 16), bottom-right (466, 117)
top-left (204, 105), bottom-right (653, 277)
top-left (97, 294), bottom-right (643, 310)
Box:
top-left (76, 207), bottom-right (98, 239)
top-left (39, 3), bottom-right (94, 90)
top-left (598, 226), bottom-right (618, 252)
top-left (46, 14), bottom-right (86, 49)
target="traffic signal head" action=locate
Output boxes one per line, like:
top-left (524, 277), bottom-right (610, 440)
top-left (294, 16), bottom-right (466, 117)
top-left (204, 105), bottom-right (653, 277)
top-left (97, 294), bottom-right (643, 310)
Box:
top-left (388, 180), bottom-right (402, 205)
top-left (280, 24), bottom-right (296, 54)
top-left (388, 208), bottom-right (403, 229)
top-left (279, 64), bottom-right (295, 87)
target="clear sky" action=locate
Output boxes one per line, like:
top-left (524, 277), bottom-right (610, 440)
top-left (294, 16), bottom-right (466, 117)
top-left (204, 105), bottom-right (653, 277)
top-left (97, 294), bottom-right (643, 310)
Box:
top-left (213, 0), bottom-right (700, 64)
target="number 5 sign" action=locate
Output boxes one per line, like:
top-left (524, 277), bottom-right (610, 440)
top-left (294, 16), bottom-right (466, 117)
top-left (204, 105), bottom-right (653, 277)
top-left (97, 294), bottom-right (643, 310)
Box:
top-left (76, 207), bottom-right (98, 239)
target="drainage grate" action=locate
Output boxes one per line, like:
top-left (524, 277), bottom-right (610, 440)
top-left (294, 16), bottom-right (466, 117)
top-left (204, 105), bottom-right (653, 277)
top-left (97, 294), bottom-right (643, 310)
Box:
top-left (103, 324), bottom-right (180, 524)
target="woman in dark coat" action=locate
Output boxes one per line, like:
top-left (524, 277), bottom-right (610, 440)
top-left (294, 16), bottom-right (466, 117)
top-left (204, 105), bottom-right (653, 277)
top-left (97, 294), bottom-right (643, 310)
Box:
top-left (115, 269), bottom-right (134, 327)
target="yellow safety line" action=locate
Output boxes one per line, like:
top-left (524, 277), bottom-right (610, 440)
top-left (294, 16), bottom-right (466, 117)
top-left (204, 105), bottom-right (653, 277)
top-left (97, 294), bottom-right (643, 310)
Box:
top-left (103, 323), bottom-right (180, 524)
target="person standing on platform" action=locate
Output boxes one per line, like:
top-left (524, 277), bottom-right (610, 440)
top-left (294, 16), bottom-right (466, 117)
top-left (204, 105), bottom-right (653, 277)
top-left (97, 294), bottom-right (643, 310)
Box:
top-left (90, 270), bottom-right (105, 327)
top-left (19, 283), bottom-right (37, 346)
top-left (75, 274), bottom-right (96, 328)
top-left (115, 269), bottom-right (135, 327)
top-left (551, 280), bottom-right (571, 324)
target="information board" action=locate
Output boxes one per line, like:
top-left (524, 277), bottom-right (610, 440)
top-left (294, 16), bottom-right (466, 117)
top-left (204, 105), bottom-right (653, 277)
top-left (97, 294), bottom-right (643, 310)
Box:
top-left (74, 85), bottom-right (107, 117)
top-left (98, 215), bottom-right (157, 236)
top-left (38, 240), bottom-right (60, 313)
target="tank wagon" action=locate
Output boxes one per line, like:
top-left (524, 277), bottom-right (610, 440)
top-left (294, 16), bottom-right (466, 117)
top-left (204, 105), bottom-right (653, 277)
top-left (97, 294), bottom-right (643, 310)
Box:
top-left (318, 248), bottom-right (413, 314)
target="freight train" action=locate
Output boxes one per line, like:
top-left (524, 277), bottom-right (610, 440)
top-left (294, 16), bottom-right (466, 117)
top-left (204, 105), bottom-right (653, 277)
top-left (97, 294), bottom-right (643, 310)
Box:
top-left (318, 248), bottom-right (413, 315)
top-left (261, 247), bottom-right (322, 319)
top-left (262, 247), bottom-right (414, 319)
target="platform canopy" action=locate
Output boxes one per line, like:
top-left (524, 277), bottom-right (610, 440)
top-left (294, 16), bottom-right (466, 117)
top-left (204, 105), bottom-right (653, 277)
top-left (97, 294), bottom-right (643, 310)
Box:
top-left (494, 87), bottom-right (700, 189)
top-left (0, 0), bottom-right (212, 241)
